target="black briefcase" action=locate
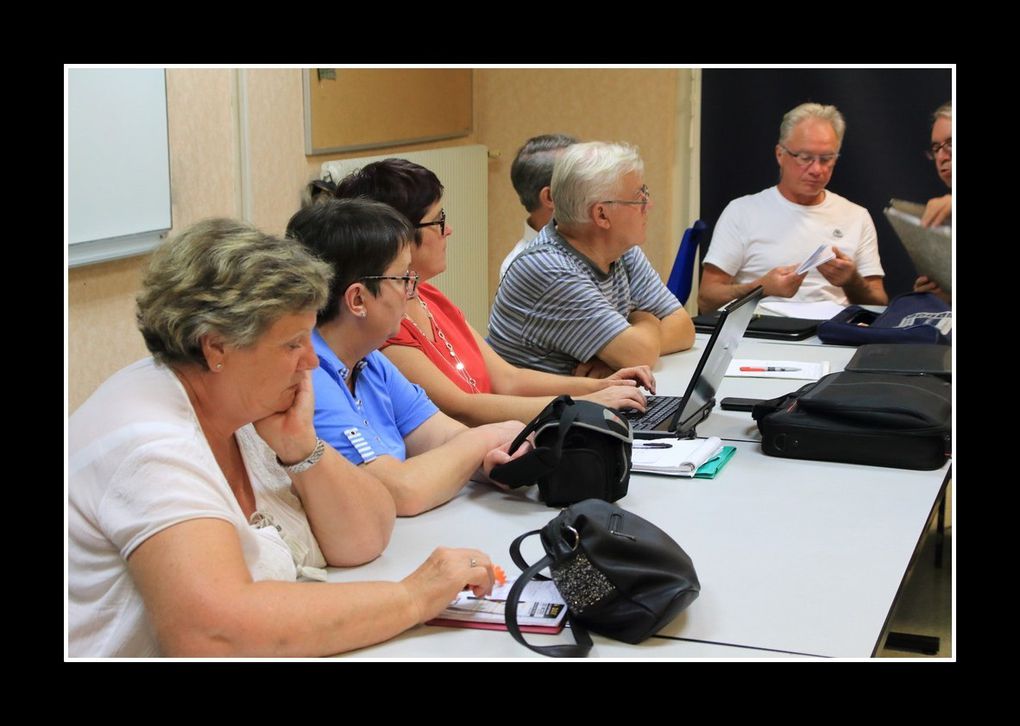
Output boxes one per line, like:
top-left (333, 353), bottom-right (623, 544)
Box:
top-left (751, 371), bottom-right (951, 470)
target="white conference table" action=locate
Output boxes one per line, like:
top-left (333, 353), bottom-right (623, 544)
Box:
top-left (329, 335), bottom-right (950, 659)
top-left (659, 336), bottom-right (858, 441)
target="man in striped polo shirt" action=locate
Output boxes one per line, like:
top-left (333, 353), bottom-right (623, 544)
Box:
top-left (489, 141), bottom-right (695, 376)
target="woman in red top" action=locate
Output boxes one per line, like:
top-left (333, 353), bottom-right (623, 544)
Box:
top-left (318, 159), bottom-right (654, 427)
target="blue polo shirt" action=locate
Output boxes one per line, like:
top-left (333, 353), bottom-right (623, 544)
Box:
top-left (311, 330), bottom-right (438, 465)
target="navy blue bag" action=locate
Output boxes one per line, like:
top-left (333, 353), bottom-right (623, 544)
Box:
top-left (817, 292), bottom-right (951, 346)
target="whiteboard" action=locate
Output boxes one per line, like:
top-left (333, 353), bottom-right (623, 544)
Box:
top-left (67, 68), bottom-right (172, 267)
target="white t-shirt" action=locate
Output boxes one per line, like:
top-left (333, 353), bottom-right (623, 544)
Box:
top-left (68, 358), bottom-right (326, 657)
top-left (703, 186), bottom-right (884, 306)
top-left (498, 220), bottom-right (540, 282)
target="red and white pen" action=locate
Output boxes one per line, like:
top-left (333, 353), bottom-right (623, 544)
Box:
top-left (739, 366), bottom-right (801, 372)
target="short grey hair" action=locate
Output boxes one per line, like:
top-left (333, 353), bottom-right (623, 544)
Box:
top-left (137, 218), bottom-right (333, 369)
top-left (779, 102), bottom-right (846, 149)
top-left (510, 133), bottom-right (579, 213)
top-left (933, 102), bottom-right (952, 124)
top-left (551, 141), bottom-right (644, 227)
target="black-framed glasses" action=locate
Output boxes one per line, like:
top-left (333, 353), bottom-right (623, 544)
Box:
top-left (926, 138), bottom-right (952, 160)
top-left (360, 271), bottom-right (420, 299)
top-left (414, 209), bottom-right (446, 236)
top-left (599, 184), bottom-right (651, 210)
top-left (779, 144), bottom-right (839, 168)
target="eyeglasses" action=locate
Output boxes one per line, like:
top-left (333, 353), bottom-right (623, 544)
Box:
top-left (360, 271), bottom-right (420, 299)
top-left (926, 138), bottom-right (952, 160)
top-left (779, 144), bottom-right (840, 168)
top-left (599, 185), bottom-right (651, 210)
top-left (414, 209), bottom-right (446, 236)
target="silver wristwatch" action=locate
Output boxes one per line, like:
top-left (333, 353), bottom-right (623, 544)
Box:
top-left (280, 438), bottom-right (326, 474)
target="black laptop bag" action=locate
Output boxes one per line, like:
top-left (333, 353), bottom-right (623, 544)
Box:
top-left (751, 371), bottom-right (951, 470)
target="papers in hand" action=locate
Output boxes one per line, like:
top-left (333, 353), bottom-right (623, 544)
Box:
top-left (427, 579), bottom-right (567, 634)
top-left (631, 436), bottom-right (723, 477)
top-left (726, 359), bottom-right (830, 381)
top-left (796, 244), bottom-right (836, 274)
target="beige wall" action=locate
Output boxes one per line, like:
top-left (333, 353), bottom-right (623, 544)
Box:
top-left (69, 69), bottom-right (241, 412)
top-left (68, 68), bottom-right (693, 412)
top-left (476, 69), bottom-right (691, 294)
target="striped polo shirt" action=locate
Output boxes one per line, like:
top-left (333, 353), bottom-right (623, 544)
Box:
top-left (488, 222), bottom-right (681, 374)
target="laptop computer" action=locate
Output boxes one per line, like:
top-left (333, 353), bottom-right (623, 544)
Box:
top-left (692, 311), bottom-right (818, 341)
top-left (625, 286), bottom-right (764, 439)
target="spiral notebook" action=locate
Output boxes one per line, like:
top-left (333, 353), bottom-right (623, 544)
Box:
top-left (631, 436), bottom-right (724, 477)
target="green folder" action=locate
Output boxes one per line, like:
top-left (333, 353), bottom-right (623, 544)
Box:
top-left (694, 446), bottom-right (736, 479)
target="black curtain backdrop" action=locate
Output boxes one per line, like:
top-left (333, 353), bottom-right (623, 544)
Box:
top-left (700, 68), bottom-right (952, 298)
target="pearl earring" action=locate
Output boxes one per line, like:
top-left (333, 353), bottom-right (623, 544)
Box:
top-left (215, 363), bottom-right (223, 370)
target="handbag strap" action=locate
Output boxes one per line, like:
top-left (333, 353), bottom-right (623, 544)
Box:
top-left (505, 531), bottom-right (593, 658)
top-left (509, 528), bottom-right (550, 581)
top-left (489, 397), bottom-right (582, 489)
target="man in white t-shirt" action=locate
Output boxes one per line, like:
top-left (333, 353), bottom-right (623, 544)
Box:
top-left (498, 134), bottom-right (578, 282)
top-left (699, 102), bottom-right (889, 313)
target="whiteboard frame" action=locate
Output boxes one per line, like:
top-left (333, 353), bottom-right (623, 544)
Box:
top-left (67, 68), bottom-right (172, 268)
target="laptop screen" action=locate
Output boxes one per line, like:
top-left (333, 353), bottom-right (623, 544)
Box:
top-left (672, 286), bottom-right (764, 435)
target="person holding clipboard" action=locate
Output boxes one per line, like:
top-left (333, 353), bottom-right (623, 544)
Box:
top-left (913, 102), bottom-right (952, 302)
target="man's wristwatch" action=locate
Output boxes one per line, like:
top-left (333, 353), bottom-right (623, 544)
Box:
top-left (279, 438), bottom-right (326, 474)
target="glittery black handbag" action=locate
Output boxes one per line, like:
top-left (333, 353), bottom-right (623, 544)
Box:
top-left (505, 499), bottom-right (700, 657)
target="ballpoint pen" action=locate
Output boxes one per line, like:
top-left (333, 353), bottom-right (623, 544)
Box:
top-left (739, 366), bottom-right (801, 372)
top-left (634, 442), bottom-right (673, 449)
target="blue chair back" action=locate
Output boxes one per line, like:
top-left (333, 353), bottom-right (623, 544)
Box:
top-left (666, 219), bottom-right (707, 304)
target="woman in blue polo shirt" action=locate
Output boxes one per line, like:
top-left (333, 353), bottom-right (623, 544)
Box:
top-left (286, 198), bottom-right (527, 516)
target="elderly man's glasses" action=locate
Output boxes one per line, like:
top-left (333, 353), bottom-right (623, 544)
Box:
top-left (926, 138), bottom-right (952, 160)
top-left (599, 185), bottom-right (651, 210)
top-left (779, 144), bottom-right (839, 168)
top-left (360, 271), bottom-right (420, 299)
top-left (414, 209), bottom-right (446, 236)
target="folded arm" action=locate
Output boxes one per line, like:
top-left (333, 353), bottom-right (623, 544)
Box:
top-left (658, 307), bottom-right (695, 354)
top-left (595, 310), bottom-right (662, 370)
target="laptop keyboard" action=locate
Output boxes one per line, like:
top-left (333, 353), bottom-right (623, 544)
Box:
top-left (622, 395), bottom-right (682, 431)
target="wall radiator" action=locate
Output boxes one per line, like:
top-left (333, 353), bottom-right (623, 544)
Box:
top-left (321, 144), bottom-right (489, 331)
